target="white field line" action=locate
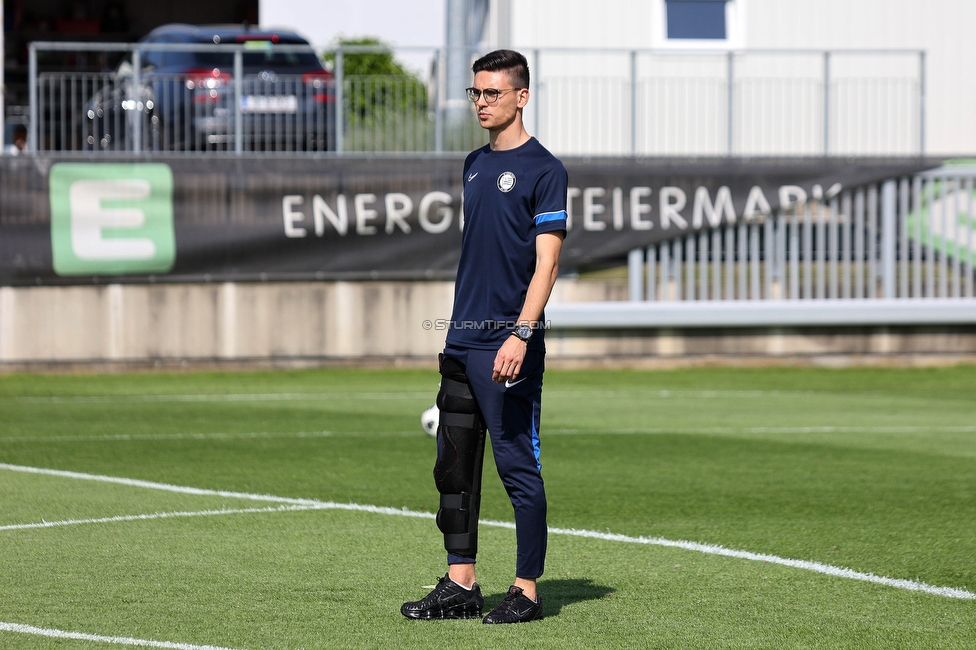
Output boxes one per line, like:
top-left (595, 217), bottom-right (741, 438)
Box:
top-left (7, 392), bottom-right (431, 404)
top-left (2, 463), bottom-right (973, 601)
top-left (0, 430), bottom-right (419, 444)
top-left (4, 389), bottom-right (821, 405)
top-left (547, 527), bottom-right (976, 600)
top-left (547, 425), bottom-right (976, 435)
top-left (0, 463), bottom-right (433, 517)
top-left (0, 504), bottom-right (338, 532)
top-left (4, 424), bottom-right (976, 445)
top-left (0, 621), bottom-right (240, 650)
top-left (550, 389), bottom-right (810, 398)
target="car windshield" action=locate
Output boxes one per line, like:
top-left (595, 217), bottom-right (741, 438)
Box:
top-left (194, 49), bottom-right (322, 70)
top-left (150, 38), bottom-right (323, 71)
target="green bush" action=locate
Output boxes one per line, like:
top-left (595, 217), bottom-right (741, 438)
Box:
top-left (323, 38), bottom-right (430, 150)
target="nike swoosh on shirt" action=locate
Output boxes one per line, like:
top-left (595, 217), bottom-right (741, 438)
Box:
top-left (504, 377), bottom-right (527, 388)
top-left (467, 172), bottom-right (478, 181)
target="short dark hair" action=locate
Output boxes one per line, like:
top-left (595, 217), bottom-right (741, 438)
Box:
top-left (472, 49), bottom-right (529, 89)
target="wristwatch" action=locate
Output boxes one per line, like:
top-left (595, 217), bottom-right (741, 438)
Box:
top-left (512, 323), bottom-right (533, 342)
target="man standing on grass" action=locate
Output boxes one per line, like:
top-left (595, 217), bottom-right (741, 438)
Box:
top-left (401, 49), bottom-right (567, 625)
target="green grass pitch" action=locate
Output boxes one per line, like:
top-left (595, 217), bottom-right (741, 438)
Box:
top-left (1, 364), bottom-right (975, 649)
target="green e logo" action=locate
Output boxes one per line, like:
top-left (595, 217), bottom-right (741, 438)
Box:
top-left (50, 163), bottom-right (175, 276)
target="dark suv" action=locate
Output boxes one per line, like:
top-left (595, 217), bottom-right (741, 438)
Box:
top-left (88, 24), bottom-right (334, 152)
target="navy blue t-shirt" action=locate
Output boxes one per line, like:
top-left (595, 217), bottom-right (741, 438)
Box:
top-left (446, 137), bottom-right (568, 352)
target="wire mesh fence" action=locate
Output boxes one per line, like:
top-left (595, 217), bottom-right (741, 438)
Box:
top-left (26, 43), bottom-right (924, 157)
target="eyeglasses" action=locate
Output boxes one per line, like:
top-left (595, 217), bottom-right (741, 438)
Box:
top-left (465, 87), bottom-right (522, 104)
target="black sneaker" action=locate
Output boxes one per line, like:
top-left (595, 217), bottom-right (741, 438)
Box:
top-left (482, 585), bottom-right (543, 624)
top-left (401, 574), bottom-right (484, 620)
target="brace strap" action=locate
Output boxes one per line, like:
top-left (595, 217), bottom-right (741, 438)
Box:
top-left (444, 532), bottom-right (476, 550)
top-left (439, 492), bottom-right (471, 511)
top-left (438, 411), bottom-right (477, 429)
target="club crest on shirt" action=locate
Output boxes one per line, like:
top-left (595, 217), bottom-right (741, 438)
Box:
top-left (497, 171), bottom-right (517, 193)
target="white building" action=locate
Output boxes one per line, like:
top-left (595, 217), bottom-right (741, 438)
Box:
top-left (264, 0), bottom-right (972, 157)
top-left (492, 0), bottom-right (973, 157)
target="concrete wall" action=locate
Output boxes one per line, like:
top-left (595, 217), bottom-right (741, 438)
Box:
top-left (2, 279), bottom-right (976, 369)
top-left (546, 325), bottom-right (976, 368)
top-left (0, 281), bottom-right (455, 364)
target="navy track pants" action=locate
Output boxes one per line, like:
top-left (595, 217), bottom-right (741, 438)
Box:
top-left (442, 344), bottom-right (548, 579)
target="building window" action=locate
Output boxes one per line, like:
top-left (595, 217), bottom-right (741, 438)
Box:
top-left (666, 0), bottom-right (728, 40)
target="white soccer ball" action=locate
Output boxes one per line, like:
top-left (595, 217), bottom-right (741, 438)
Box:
top-left (421, 404), bottom-right (439, 437)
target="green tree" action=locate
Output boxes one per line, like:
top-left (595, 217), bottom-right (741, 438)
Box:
top-left (323, 37), bottom-right (431, 151)
top-left (322, 37), bottom-right (482, 152)
top-left (323, 37), bottom-right (418, 77)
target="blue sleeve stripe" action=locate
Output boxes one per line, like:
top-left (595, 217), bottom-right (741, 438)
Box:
top-left (535, 210), bottom-right (567, 225)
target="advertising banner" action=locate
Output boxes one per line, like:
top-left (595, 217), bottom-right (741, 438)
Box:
top-left (0, 154), bottom-right (941, 286)
top-left (906, 175), bottom-right (976, 267)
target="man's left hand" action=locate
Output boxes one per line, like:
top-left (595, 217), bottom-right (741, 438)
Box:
top-left (492, 335), bottom-right (527, 383)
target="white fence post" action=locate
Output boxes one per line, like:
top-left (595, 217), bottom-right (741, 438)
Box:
top-left (28, 43), bottom-right (37, 153)
top-left (646, 245), bottom-right (657, 301)
top-left (918, 51), bottom-right (926, 155)
top-left (630, 50), bottom-right (638, 156)
top-left (628, 248), bottom-right (645, 301)
top-left (334, 49), bottom-right (344, 154)
top-left (726, 51), bottom-right (734, 156)
top-left (823, 51), bottom-right (830, 155)
top-left (234, 49), bottom-right (243, 155)
top-left (881, 179), bottom-right (897, 299)
top-left (131, 48), bottom-right (141, 153)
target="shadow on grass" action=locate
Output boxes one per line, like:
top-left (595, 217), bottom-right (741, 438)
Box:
top-left (485, 578), bottom-right (614, 617)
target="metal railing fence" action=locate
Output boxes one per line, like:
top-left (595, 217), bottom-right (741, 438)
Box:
top-left (39, 71), bottom-right (336, 153)
top-left (537, 48), bottom-right (924, 156)
top-left (27, 42), bottom-right (925, 157)
top-left (624, 169), bottom-right (976, 304)
top-left (28, 41), bottom-right (488, 156)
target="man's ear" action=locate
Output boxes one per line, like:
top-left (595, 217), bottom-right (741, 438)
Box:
top-left (516, 88), bottom-right (529, 108)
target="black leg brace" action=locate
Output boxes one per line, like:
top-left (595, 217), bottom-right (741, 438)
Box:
top-left (432, 353), bottom-right (486, 558)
